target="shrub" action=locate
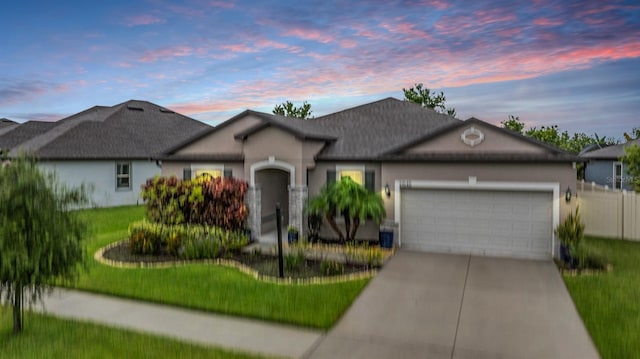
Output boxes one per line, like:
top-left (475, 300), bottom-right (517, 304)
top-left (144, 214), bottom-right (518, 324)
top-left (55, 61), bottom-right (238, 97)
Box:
top-left (345, 242), bottom-right (385, 269)
top-left (321, 260), bottom-right (344, 276)
top-left (284, 250), bottom-right (306, 271)
top-left (555, 206), bottom-right (585, 258)
top-left (128, 221), bottom-right (164, 255)
top-left (141, 176), bottom-right (249, 231)
top-left (127, 220), bottom-right (249, 259)
top-left (574, 246), bottom-right (608, 271)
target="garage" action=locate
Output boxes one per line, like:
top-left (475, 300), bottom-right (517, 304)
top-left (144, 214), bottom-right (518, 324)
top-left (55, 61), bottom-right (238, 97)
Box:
top-left (400, 187), bottom-right (554, 259)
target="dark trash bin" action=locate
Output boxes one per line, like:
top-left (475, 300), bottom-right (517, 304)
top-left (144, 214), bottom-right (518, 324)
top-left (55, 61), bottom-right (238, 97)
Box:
top-left (379, 229), bottom-right (394, 249)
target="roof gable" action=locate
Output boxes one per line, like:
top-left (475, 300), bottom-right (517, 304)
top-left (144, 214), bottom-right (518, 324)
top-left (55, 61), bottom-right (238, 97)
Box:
top-left (380, 118), bottom-right (578, 162)
top-left (398, 119), bottom-right (548, 155)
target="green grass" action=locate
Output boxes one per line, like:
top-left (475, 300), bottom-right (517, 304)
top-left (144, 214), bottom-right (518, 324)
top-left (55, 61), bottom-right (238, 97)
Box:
top-left (0, 309), bottom-right (266, 359)
top-left (563, 236), bottom-right (640, 359)
top-left (71, 206), bottom-right (369, 329)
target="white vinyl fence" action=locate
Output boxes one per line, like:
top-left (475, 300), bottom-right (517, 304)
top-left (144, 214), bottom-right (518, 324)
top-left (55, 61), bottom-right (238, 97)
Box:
top-left (577, 181), bottom-right (640, 241)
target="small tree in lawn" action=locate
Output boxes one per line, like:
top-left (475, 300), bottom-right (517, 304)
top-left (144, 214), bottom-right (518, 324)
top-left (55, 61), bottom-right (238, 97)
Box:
top-left (308, 176), bottom-right (386, 243)
top-left (0, 154), bottom-right (88, 333)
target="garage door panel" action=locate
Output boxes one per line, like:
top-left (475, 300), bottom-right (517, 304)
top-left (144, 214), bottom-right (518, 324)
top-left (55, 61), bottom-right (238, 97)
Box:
top-left (401, 189), bottom-right (552, 259)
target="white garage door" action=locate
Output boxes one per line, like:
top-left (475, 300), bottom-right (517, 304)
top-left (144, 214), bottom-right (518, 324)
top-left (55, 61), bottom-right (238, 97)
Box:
top-left (401, 188), bottom-right (553, 259)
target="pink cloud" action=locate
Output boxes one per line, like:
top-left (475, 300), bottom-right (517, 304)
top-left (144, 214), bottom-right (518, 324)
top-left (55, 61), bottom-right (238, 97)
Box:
top-left (284, 28), bottom-right (334, 44)
top-left (125, 14), bottom-right (165, 27)
top-left (532, 17), bottom-right (564, 26)
top-left (138, 46), bottom-right (193, 63)
top-left (381, 21), bottom-right (432, 41)
top-left (221, 43), bottom-right (257, 53)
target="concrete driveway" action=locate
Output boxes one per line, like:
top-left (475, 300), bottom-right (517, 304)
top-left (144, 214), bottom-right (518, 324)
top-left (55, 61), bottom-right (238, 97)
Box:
top-left (306, 251), bottom-right (599, 359)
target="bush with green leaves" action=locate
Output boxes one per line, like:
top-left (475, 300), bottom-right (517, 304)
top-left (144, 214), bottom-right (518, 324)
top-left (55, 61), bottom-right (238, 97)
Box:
top-left (321, 260), bottom-right (345, 276)
top-left (141, 175), bottom-right (248, 231)
top-left (344, 242), bottom-right (386, 269)
top-left (128, 220), bottom-right (248, 259)
top-left (555, 207), bottom-right (585, 256)
top-left (284, 250), bottom-right (306, 271)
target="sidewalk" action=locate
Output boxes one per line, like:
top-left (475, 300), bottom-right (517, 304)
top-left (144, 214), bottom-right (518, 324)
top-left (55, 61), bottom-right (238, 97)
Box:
top-left (36, 289), bottom-right (323, 358)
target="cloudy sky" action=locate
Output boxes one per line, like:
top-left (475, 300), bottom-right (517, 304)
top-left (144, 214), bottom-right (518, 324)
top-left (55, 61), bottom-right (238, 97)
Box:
top-left (1, 0), bottom-right (639, 139)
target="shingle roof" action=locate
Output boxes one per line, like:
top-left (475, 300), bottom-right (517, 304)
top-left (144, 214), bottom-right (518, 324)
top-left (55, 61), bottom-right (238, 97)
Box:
top-left (0, 121), bottom-right (57, 150)
top-left (580, 138), bottom-right (640, 159)
top-left (2, 100), bottom-right (211, 160)
top-left (312, 98), bottom-right (460, 159)
top-left (0, 118), bottom-right (17, 128)
top-left (164, 97), bottom-right (577, 163)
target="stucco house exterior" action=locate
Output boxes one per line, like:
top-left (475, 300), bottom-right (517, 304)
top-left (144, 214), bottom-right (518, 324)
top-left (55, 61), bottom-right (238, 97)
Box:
top-left (581, 139), bottom-right (639, 191)
top-left (0, 100), bottom-right (210, 207)
top-left (160, 98), bottom-right (577, 260)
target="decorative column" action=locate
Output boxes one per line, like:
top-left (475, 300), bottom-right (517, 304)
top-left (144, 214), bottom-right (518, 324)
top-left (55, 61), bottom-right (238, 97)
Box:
top-left (288, 185), bottom-right (308, 237)
top-left (246, 186), bottom-right (261, 239)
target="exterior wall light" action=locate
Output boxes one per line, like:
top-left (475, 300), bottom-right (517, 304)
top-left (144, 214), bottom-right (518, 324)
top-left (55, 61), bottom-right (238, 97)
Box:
top-left (565, 187), bottom-right (572, 203)
top-left (384, 183), bottom-right (391, 198)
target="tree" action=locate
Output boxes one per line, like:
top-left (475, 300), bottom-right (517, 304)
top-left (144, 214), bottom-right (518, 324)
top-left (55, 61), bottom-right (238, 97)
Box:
top-left (500, 116), bottom-right (617, 154)
top-left (402, 83), bottom-right (457, 116)
top-left (0, 154), bottom-right (88, 333)
top-left (308, 177), bottom-right (386, 243)
top-left (621, 144), bottom-right (640, 192)
top-left (272, 101), bottom-right (313, 119)
top-left (501, 115), bottom-right (525, 134)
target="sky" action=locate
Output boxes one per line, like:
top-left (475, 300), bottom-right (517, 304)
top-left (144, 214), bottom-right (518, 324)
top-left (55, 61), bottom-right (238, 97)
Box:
top-left (1, 0), bottom-right (639, 139)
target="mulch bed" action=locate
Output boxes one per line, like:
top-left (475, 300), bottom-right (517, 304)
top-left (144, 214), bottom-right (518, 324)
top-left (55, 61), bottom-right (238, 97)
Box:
top-left (102, 241), bottom-right (371, 279)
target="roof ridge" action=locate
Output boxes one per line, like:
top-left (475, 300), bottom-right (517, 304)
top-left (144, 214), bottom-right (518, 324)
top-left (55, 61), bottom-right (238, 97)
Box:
top-left (11, 105), bottom-right (119, 154)
top-left (314, 97), bottom-right (403, 120)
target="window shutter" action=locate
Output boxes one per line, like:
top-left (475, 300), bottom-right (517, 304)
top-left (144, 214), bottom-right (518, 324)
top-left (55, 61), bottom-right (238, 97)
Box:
top-left (183, 168), bottom-right (192, 180)
top-left (223, 169), bottom-right (232, 178)
top-left (365, 171), bottom-right (375, 192)
top-left (327, 170), bottom-right (336, 186)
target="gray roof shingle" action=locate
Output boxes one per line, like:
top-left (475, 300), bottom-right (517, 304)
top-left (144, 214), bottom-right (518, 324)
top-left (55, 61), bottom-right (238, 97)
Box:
top-left (2, 100), bottom-right (211, 160)
top-left (580, 138), bottom-right (640, 159)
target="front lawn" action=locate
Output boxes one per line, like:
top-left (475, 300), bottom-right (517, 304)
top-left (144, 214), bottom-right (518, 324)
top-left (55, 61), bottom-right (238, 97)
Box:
top-left (0, 308), bottom-right (265, 359)
top-left (563, 236), bottom-right (640, 358)
top-left (71, 206), bottom-right (369, 329)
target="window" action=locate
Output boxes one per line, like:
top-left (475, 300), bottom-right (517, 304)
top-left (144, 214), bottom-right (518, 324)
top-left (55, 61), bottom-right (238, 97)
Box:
top-left (330, 165), bottom-right (376, 192)
top-left (336, 165), bottom-right (365, 185)
top-left (116, 162), bottom-right (131, 190)
top-left (195, 169), bottom-right (222, 179)
top-left (614, 162), bottom-right (623, 189)
top-left (186, 165), bottom-right (229, 180)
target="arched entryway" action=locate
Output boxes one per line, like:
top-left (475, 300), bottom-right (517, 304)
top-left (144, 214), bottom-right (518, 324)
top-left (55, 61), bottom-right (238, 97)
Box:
top-left (255, 168), bottom-right (290, 234)
top-left (248, 158), bottom-right (296, 242)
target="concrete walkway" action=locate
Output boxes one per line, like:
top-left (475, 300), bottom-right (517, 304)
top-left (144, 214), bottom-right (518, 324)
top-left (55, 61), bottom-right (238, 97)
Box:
top-left (307, 251), bottom-right (600, 359)
top-left (37, 289), bottom-right (322, 358)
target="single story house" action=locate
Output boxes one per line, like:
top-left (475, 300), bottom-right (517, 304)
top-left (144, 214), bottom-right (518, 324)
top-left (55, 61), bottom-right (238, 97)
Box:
top-left (160, 98), bottom-right (577, 260)
top-left (581, 139), bottom-right (639, 191)
top-left (0, 100), bottom-right (211, 207)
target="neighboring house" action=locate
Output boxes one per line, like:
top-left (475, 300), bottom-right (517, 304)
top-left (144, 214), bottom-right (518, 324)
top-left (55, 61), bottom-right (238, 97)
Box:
top-left (0, 100), bottom-right (211, 207)
top-left (160, 98), bottom-right (578, 260)
top-left (581, 139), bottom-right (640, 191)
top-left (0, 118), bottom-right (19, 136)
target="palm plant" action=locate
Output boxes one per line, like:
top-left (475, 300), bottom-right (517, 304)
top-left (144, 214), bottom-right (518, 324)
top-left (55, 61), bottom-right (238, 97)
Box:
top-left (308, 176), bottom-right (386, 243)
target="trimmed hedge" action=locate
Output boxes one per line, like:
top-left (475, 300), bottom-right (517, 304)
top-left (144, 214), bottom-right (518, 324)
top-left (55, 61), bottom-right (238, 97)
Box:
top-left (129, 220), bottom-right (249, 259)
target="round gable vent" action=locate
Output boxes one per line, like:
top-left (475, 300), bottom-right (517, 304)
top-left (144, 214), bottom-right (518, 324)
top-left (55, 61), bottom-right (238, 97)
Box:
top-left (461, 127), bottom-right (484, 147)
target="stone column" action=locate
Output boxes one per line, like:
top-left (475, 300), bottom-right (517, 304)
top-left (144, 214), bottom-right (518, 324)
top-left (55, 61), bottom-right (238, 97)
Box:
top-left (246, 186), bottom-right (261, 239)
top-left (288, 185), bottom-right (308, 238)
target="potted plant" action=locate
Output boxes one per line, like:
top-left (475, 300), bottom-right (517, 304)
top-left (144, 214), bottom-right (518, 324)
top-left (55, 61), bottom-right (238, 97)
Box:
top-left (287, 225), bottom-right (299, 244)
top-left (555, 206), bottom-right (585, 267)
